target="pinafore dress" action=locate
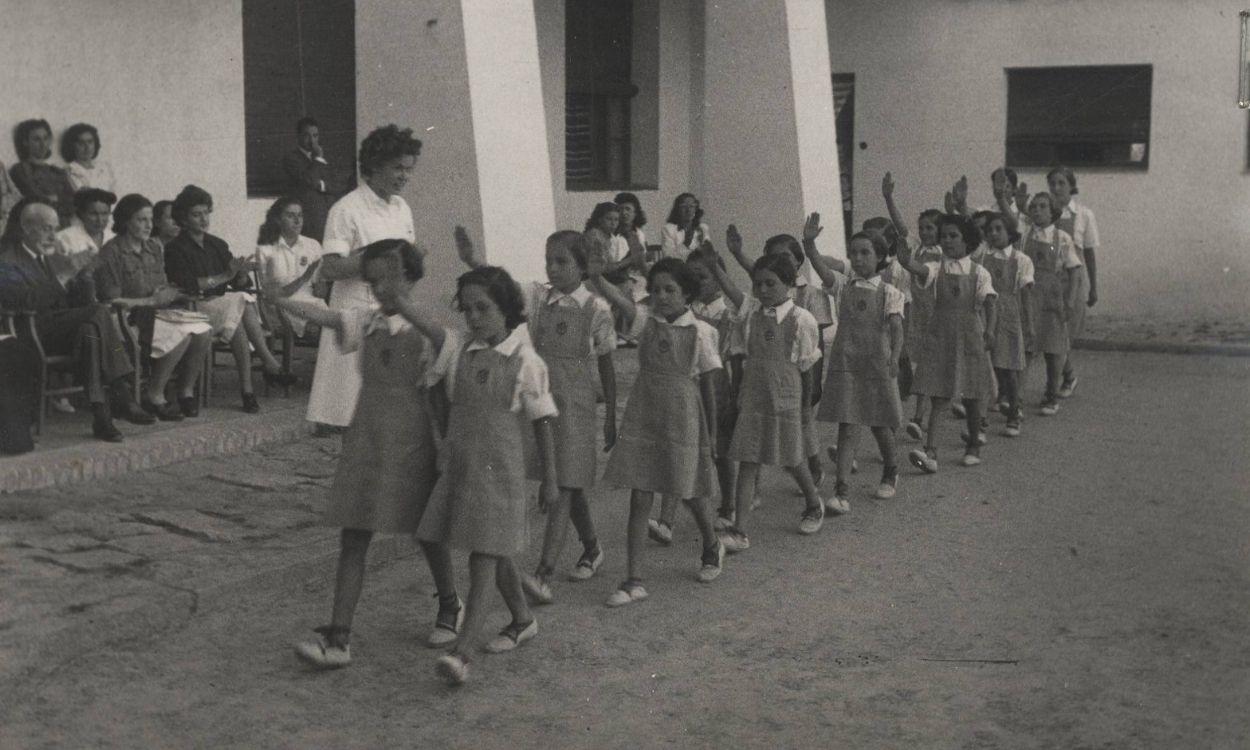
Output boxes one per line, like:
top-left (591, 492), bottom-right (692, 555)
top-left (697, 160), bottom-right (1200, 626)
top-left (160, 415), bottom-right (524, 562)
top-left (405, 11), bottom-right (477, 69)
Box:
top-left (529, 296), bottom-right (599, 489)
top-left (416, 343), bottom-right (530, 556)
top-left (914, 264), bottom-right (991, 401)
top-left (983, 252), bottom-right (1026, 371)
top-left (792, 284), bottom-right (831, 455)
top-left (905, 246), bottom-right (945, 370)
top-left (1055, 213), bottom-right (1088, 339)
top-left (693, 302), bottom-right (738, 457)
top-left (1023, 231), bottom-right (1070, 356)
top-left (728, 308), bottom-right (806, 467)
top-left (324, 324), bottom-right (438, 533)
top-left (603, 318), bottom-right (716, 499)
top-left (818, 282), bottom-right (903, 428)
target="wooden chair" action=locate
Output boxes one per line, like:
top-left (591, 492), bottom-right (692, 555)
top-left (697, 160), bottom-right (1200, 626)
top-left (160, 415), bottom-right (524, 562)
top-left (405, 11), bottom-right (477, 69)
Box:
top-left (114, 307), bottom-right (149, 403)
top-left (22, 313), bottom-right (87, 436)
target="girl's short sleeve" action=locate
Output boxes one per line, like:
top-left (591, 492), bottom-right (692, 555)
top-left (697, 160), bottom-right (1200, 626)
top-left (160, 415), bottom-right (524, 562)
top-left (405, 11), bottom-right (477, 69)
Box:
top-left (692, 320), bottom-right (723, 375)
top-left (883, 284), bottom-right (906, 317)
top-left (1016, 253), bottom-right (1035, 288)
top-left (514, 347), bottom-right (559, 421)
top-left (426, 328), bottom-right (464, 395)
top-left (792, 308), bottom-right (822, 371)
top-left (974, 265), bottom-right (997, 302)
top-left (590, 296), bottom-right (617, 357)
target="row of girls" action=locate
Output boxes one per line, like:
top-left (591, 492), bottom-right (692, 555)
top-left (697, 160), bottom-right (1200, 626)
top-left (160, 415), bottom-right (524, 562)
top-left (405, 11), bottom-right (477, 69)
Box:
top-left (268, 168), bottom-right (1098, 686)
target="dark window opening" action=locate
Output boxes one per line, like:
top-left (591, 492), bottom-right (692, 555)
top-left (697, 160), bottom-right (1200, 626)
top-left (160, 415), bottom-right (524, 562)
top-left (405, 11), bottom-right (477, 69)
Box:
top-left (565, 0), bottom-right (637, 189)
top-left (1006, 65), bottom-right (1152, 170)
top-left (243, 0), bottom-right (357, 197)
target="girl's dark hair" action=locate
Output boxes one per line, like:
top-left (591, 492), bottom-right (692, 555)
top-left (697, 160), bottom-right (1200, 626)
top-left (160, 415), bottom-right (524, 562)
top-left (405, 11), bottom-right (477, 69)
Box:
top-left (584, 202), bottom-right (619, 232)
top-left (13, 119), bottom-right (52, 161)
top-left (546, 230), bottom-right (588, 274)
top-left (648, 257), bottom-right (700, 303)
top-left (918, 208), bottom-right (943, 228)
top-left (861, 216), bottom-right (891, 233)
top-left (257, 196), bottom-right (302, 245)
top-left (849, 230), bottom-right (888, 262)
top-left (613, 192), bottom-right (647, 229)
top-left (359, 125), bottom-right (422, 178)
top-left (764, 233), bottom-right (804, 268)
top-left (686, 246), bottom-right (726, 272)
top-left (361, 238), bottom-right (425, 282)
top-left (991, 167), bottom-right (1018, 189)
top-left (112, 193), bottom-right (153, 235)
top-left (73, 188), bottom-right (117, 216)
top-left (1028, 192), bottom-right (1062, 223)
top-left (985, 212), bottom-right (1021, 246)
top-left (939, 213), bottom-right (982, 252)
top-left (1046, 165), bottom-right (1078, 195)
top-left (456, 266), bottom-right (526, 331)
top-left (970, 210), bottom-right (996, 229)
top-left (153, 200), bottom-right (174, 224)
top-left (752, 252), bottom-right (797, 287)
top-left (60, 123), bottom-right (101, 162)
top-left (172, 184), bottom-right (213, 227)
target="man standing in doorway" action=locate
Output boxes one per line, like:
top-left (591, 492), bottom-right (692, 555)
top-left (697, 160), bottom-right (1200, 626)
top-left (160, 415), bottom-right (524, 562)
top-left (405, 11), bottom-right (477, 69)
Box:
top-left (282, 117), bottom-right (334, 242)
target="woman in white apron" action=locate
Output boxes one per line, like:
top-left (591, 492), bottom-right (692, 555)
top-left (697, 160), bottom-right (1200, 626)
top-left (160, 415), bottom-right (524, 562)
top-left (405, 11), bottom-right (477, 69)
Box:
top-left (306, 125), bottom-right (420, 429)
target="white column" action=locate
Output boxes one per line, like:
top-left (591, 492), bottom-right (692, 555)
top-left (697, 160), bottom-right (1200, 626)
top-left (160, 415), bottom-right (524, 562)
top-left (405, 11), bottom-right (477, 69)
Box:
top-left (699, 0), bottom-right (845, 270)
top-left (460, 0), bottom-right (556, 280)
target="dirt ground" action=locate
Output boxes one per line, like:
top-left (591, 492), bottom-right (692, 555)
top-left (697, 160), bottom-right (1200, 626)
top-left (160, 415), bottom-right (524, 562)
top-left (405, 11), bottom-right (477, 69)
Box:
top-left (1, 350), bottom-right (1248, 749)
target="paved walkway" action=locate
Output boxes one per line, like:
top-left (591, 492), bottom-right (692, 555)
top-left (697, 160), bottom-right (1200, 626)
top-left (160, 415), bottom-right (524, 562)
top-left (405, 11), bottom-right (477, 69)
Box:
top-left (0, 349), bottom-right (1246, 748)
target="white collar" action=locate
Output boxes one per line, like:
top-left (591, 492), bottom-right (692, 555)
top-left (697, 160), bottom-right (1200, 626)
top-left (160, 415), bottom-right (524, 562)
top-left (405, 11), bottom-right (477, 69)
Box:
top-left (365, 310), bottom-right (411, 337)
top-left (648, 308), bottom-right (699, 328)
top-left (22, 243), bottom-right (42, 262)
top-left (941, 256), bottom-right (974, 273)
top-left (277, 235), bottom-right (301, 251)
top-left (760, 298), bottom-right (795, 318)
top-left (1029, 223), bottom-right (1056, 240)
top-left (466, 327), bottom-right (524, 355)
top-left (990, 245), bottom-right (1015, 260)
top-left (544, 282), bottom-right (591, 306)
top-left (794, 272), bottom-right (809, 287)
top-left (691, 295), bottom-right (727, 317)
top-left (849, 273), bottom-right (882, 288)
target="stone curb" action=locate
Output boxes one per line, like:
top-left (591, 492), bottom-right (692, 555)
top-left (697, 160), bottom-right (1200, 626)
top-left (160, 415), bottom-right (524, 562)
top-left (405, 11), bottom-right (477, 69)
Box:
top-left (9, 534), bottom-right (417, 695)
top-left (1, 408), bottom-right (310, 494)
top-left (1075, 337), bottom-right (1250, 358)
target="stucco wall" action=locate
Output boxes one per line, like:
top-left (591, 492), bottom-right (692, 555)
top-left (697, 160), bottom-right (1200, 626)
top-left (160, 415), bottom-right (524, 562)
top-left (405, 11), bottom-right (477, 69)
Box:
top-left (0, 0), bottom-right (250, 254)
top-left (825, 0), bottom-right (1250, 320)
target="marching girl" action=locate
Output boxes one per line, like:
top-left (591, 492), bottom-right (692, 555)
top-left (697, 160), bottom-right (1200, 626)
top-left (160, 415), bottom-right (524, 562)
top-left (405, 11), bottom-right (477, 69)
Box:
top-left (269, 239), bottom-right (461, 671)
top-left (899, 212), bottom-right (998, 472)
top-left (727, 224), bottom-right (839, 486)
top-left (648, 246), bottom-right (741, 541)
top-left (718, 253), bottom-right (829, 554)
top-left (453, 229), bottom-right (616, 603)
top-left (882, 176), bottom-right (944, 441)
top-left (1007, 191), bottom-right (1083, 415)
top-left (982, 204), bottom-right (1035, 436)
top-left (406, 265), bottom-right (561, 686)
top-left (817, 231), bottom-right (906, 506)
top-left (1048, 166), bottom-right (1099, 398)
top-left (602, 257), bottom-right (727, 607)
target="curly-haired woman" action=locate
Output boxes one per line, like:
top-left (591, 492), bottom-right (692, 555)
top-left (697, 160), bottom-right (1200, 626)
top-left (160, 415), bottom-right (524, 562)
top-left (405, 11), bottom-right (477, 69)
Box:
top-left (306, 125), bottom-right (420, 431)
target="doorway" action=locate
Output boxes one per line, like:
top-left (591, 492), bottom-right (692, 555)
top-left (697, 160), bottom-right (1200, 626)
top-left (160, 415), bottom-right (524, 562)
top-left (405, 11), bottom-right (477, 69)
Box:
top-left (832, 73), bottom-right (854, 241)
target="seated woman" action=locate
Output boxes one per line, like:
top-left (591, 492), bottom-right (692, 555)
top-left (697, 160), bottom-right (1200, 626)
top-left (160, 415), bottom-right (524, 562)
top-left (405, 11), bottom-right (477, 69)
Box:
top-left (151, 200), bottom-right (179, 248)
top-left (255, 195), bottom-right (324, 338)
top-left (61, 123), bottom-right (117, 193)
top-left (9, 119), bottom-right (76, 228)
top-left (54, 188), bottom-right (116, 285)
top-left (96, 194), bottom-right (213, 420)
top-left (162, 185), bottom-right (296, 413)
top-left (660, 192), bottom-right (709, 260)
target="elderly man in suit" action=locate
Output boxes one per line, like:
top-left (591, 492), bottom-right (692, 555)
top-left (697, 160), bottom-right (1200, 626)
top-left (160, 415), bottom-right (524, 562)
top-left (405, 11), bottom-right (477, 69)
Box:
top-left (0, 200), bottom-right (153, 441)
top-left (281, 117), bottom-right (334, 242)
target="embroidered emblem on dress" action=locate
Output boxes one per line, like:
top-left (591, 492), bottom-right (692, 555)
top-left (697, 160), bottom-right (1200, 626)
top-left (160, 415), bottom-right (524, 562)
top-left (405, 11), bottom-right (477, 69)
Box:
top-left (476, 368), bottom-right (489, 384)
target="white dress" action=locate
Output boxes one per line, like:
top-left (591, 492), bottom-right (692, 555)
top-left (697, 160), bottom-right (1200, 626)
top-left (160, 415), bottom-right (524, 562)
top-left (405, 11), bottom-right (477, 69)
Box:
top-left (305, 184), bottom-right (415, 426)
